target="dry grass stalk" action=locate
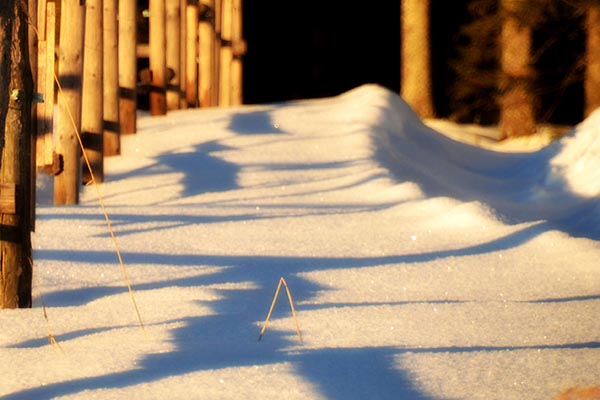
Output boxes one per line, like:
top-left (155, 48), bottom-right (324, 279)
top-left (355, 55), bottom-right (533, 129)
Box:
top-left (258, 277), bottom-right (302, 343)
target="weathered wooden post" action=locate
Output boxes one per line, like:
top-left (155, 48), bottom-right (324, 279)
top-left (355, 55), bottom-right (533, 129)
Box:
top-left (36, 0), bottom-right (58, 175)
top-left (179, 0), bottom-right (188, 109)
top-left (212, 0), bottom-right (222, 105)
top-left (103, 0), bottom-right (120, 156)
top-left (118, 0), bottom-right (137, 133)
top-left (166, 0), bottom-right (182, 110)
top-left (82, 0), bottom-right (104, 184)
top-left (0, 0), bottom-right (34, 308)
top-left (28, 0), bottom-right (38, 223)
top-left (198, 0), bottom-right (215, 107)
top-left (230, 0), bottom-right (244, 105)
top-left (185, 0), bottom-right (199, 106)
top-left (55, 0), bottom-right (86, 205)
top-left (219, 0), bottom-right (232, 106)
top-left (149, 0), bottom-right (168, 115)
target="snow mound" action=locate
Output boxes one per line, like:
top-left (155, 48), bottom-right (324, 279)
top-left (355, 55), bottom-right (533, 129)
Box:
top-left (348, 84), bottom-right (600, 238)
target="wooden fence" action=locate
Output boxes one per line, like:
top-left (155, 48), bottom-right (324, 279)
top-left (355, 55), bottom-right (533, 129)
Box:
top-left (33, 0), bottom-right (245, 205)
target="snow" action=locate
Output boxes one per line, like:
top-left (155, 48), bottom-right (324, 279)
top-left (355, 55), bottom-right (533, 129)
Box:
top-left (2, 84), bottom-right (600, 399)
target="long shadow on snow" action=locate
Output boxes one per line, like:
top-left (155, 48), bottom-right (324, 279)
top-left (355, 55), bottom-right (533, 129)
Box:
top-left (23, 101), bottom-right (570, 398)
top-left (104, 141), bottom-right (239, 199)
top-left (18, 104), bottom-right (575, 398)
top-left (13, 221), bottom-right (593, 399)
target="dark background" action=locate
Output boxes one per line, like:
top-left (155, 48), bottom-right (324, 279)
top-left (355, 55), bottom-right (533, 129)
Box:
top-left (242, 2), bottom-right (584, 125)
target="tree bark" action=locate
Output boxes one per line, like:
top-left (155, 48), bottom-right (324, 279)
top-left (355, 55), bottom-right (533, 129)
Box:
top-left (0, 0), bottom-right (34, 309)
top-left (499, 0), bottom-right (536, 138)
top-left (585, 3), bottom-right (600, 117)
top-left (401, 0), bottom-right (434, 119)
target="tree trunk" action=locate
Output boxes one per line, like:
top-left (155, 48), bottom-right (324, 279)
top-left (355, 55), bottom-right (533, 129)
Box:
top-left (0, 0), bottom-right (34, 309)
top-left (499, 0), bottom-right (536, 138)
top-left (118, 0), bottom-right (137, 133)
top-left (401, 0), bottom-right (434, 118)
top-left (55, 0), bottom-right (86, 205)
top-left (82, 0), bottom-right (104, 184)
top-left (103, 0), bottom-right (120, 156)
top-left (585, 2), bottom-right (600, 117)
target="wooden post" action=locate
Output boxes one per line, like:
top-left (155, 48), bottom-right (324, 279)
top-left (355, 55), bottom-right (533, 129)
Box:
top-left (230, 0), bottom-right (244, 105)
top-left (82, 0), bottom-right (104, 184)
top-left (185, 0), bottom-right (199, 107)
top-left (149, 0), bottom-right (168, 115)
top-left (55, 0), bottom-right (85, 205)
top-left (0, 0), bottom-right (34, 308)
top-left (103, 0), bottom-right (120, 156)
top-left (219, 0), bottom-right (232, 106)
top-left (166, 0), bottom-right (182, 110)
top-left (179, 0), bottom-right (188, 108)
top-left (36, 0), bottom-right (57, 173)
top-left (118, 0), bottom-right (137, 133)
top-left (198, 0), bottom-right (215, 107)
top-left (28, 0), bottom-right (38, 228)
top-left (212, 0), bottom-right (221, 105)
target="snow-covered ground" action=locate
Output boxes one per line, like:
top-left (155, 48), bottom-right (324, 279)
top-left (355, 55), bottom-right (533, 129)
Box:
top-left (1, 84), bottom-right (599, 399)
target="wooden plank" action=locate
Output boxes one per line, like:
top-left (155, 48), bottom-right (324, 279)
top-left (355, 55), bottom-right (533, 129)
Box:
top-left (36, 0), bottom-right (56, 170)
top-left (37, 0), bottom-right (47, 40)
top-left (0, 183), bottom-right (17, 215)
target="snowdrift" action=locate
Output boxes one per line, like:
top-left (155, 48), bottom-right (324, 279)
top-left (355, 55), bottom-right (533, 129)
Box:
top-left (343, 84), bottom-right (600, 238)
top-left (3, 84), bottom-right (600, 400)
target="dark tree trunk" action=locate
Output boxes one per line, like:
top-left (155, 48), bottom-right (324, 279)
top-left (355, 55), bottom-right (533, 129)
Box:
top-left (0, 0), bottom-right (34, 308)
top-left (499, 0), bottom-right (536, 138)
top-left (585, 2), bottom-right (600, 117)
top-left (401, 0), bottom-right (435, 118)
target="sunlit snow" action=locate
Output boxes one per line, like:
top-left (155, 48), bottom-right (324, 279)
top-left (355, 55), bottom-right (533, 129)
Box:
top-left (1, 85), bottom-right (599, 400)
